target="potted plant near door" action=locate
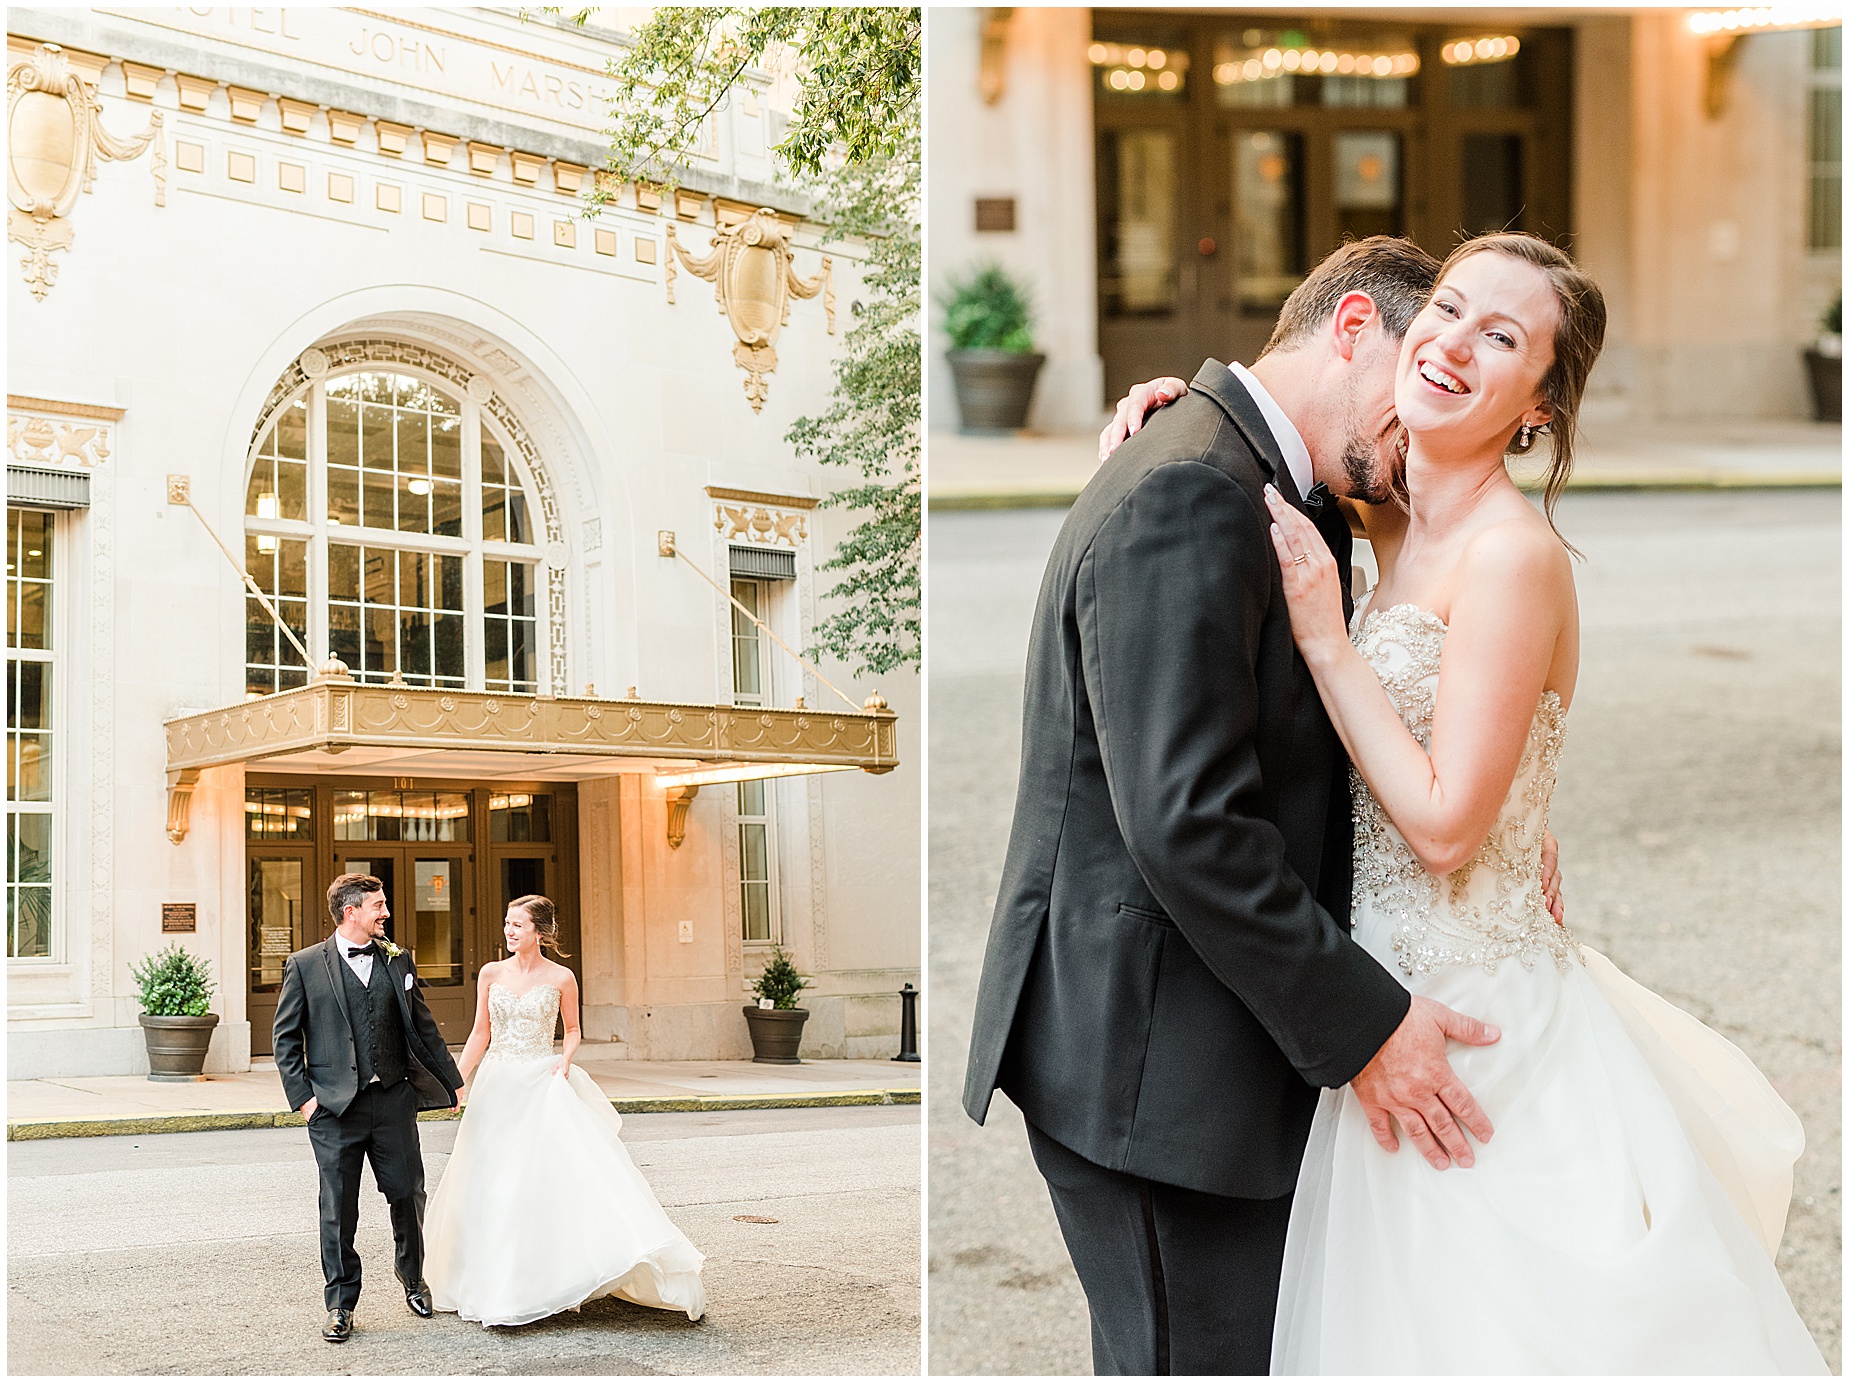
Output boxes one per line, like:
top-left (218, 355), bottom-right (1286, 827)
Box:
top-left (742, 945), bottom-right (811, 1064)
top-left (942, 262), bottom-right (1047, 432)
top-left (131, 943), bottom-right (219, 1081)
top-left (1803, 293), bottom-right (1841, 422)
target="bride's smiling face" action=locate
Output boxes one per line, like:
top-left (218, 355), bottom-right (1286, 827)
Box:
top-left (504, 906), bottom-right (538, 954)
top-left (1395, 250), bottom-right (1559, 455)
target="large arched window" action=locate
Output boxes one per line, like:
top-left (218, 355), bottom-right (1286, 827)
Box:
top-left (243, 367), bottom-right (543, 699)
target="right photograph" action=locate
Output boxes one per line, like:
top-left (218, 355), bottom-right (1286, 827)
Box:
top-left (926, 6), bottom-right (1841, 1377)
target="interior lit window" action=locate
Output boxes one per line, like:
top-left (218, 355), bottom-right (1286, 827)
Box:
top-left (243, 365), bottom-right (544, 697)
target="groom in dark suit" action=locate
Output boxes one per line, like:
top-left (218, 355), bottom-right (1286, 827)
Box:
top-left (272, 872), bottom-right (464, 1343)
top-left (964, 238), bottom-right (1505, 1375)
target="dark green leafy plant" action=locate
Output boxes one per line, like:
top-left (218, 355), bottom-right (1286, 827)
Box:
top-left (940, 264), bottom-right (1035, 353)
top-left (130, 944), bottom-right (216, 1017)
top-left (750, 945), bottom-right (811, 1010)
top-left (1823, 292), bottom-right (1841, 337)
top-left (562, 6), bottom-right (920, 676)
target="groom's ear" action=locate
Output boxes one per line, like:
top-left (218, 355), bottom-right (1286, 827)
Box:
top-left (1328, 291), bottom-right (1377, 362)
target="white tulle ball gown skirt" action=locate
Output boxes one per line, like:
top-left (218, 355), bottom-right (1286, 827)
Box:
top-left (424, 987), bottom-right (705, 1327)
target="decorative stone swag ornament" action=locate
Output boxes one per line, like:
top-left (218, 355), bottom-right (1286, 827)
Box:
top-left (666, 207), bottom-right (835, 412)
top-left (7, 43), bottom-right (165, 300)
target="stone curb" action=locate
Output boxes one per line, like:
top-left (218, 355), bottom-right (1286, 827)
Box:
top-left (6, 1087), bottom-right (921, 1141)
top-left (928, 473), bottom-right (1843, 511)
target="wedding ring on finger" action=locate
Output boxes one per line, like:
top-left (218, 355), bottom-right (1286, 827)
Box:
top-left (1293, 552), bottom-right (1310, 566)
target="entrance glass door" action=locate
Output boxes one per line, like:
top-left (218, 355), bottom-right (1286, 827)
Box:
top-left (1091, 12), bottom-right (1573, 401)
top-left (335, 787), bottom-right (474, 1041)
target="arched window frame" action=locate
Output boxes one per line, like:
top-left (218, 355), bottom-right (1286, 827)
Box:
top-left (241, 361), bottom-right (547, 698)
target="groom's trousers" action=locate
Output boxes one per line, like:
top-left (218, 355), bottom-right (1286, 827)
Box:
top-left (1027, 1120), bottom-right (1293, 1376)
top-left (305, 1078), bottom-right (428, 1311)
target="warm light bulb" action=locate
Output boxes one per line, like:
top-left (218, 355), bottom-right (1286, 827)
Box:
top-left (256, 491), bottom-right (280, 521)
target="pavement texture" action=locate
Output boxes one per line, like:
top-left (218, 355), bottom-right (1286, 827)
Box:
top-left (928, 418), bottom-right (1843, 508)
top-left (9, 1103), bottom-right (920, 1375)
top-left (927, 490), bottom-right (1841, 1376)
top-left (8, 1054), bottom-right (920, 1140)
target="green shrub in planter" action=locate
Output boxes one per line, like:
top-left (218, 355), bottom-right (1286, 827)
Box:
top-left (131, 943), bottom-right (216, 1016)
top-left (941, 263), bottom-right (1047, 432)
top-left (750, 945), bottom-right (811, 1010)
top-left (941, 264), bottom-right (1035, 354)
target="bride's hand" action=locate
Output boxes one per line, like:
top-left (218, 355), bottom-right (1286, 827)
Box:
top-left (1098, 376), bottom-right (1189, 462)
top-left (1263, 485), bottom-right (1349, 665)
top-left (551, 1056), bottom-right (570, 1078)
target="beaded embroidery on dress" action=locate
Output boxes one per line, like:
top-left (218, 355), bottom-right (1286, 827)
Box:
top-left (1349, 604), bottom-right (1580, 977)
top-left (1268, 600), bottom-right (1824, 1374)
top-left (485, 982), bottom-right (559, 1061)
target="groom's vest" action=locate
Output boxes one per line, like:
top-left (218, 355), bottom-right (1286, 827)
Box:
top-left (337, 950), bottom-right (408, 1088)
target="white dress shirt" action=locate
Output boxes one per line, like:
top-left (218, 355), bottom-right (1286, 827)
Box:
top-left (1229, 360), bottom-right (1315, 502)
top-left (339, 938), bottom-right (376, 987)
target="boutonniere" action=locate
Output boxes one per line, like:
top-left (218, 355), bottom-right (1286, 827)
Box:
top-left (378, 938), bottom-right (405, 960)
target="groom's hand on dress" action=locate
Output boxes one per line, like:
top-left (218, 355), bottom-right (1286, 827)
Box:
top-left (1541, 831), bottom-right (1565, 925)
top-left (1352, 996), bottom-right (1500, 1171)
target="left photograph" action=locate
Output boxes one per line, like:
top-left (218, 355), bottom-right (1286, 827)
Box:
top-left (6, 5), bottom-right (920, 1375)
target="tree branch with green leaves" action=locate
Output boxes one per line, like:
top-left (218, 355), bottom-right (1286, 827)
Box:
top-left (564, 6), bottom-right (920, 676)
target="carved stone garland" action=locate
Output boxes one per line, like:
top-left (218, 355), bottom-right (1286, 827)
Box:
top-left (666, 208), bottom-right (835, 412)
top-left (7, 43), bottom-right (165, 300)
top-left (247, 339), bottom-right (570, 695)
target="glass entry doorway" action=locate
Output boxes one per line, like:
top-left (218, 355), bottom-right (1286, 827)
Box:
top-left (245, 777), bottom-right (579, 1053)
top-left (1092, 12), bottom-right (1572, 402)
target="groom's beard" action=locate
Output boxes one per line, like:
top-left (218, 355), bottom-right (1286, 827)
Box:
top-left (1340, 431), bottom-right (1394, 504)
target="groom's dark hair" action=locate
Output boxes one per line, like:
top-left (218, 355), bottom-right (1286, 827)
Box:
top-left (1260, 236), bottom-right (1441, 357)
top-left (327, 872), bottom-right (384, 926)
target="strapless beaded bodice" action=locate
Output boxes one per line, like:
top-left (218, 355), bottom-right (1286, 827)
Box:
top-left (486, 983), bottom-right (560, 1061)
top-left (1350, 603), bottom-right (1579, 977)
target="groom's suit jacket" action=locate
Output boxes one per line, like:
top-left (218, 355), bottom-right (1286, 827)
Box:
top-left (963, 361), bottom-right (1413, 1201)
top-left (273, 934), bottom-right (464, 1117)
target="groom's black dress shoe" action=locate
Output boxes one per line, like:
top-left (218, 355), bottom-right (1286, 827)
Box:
top-left (323, 1309), bottom-right (353, 1343)
top-left (405, 1281), bottom-right (434, 1317)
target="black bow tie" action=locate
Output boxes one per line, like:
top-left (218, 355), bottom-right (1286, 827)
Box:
top-left (346, 943), bottom-right (379, 958)
top-left (1301, 482), bottom-right (1331, 511)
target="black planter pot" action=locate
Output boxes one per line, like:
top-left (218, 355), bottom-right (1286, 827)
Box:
top-left (742, 1005), bottom-right (808, 1064)
top-left (947, 349), bottom-right (1046, 433)
top-left (1803, 348), bottom-right (1841, 422)
top-left (139, 1012), bottom-right (219, 1081)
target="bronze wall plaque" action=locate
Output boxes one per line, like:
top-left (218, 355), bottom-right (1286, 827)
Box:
top-left (975, 197), bottom-right (1016, 233)
top-left (161, 903), bottom-right (197, 933)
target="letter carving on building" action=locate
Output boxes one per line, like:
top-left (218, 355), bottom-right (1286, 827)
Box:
top-left (7, 42), bottom-right (165, 300)
top-left (665, 207), bottom-right (834, 412)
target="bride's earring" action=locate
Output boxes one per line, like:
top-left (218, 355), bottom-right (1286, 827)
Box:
top-left (1520, 422), bottom-right (1533, 449)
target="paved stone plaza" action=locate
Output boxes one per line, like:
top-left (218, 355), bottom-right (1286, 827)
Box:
top-left (9, 1105), bottom-right (920, 1375)
top-left (927, 490), bottom-right (1841, 1376)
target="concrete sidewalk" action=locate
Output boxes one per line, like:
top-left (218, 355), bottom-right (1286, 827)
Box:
top-left (928, 417), bottom-right (1844, 509)
top-left (7, 1048), bottom-right (921, 1140)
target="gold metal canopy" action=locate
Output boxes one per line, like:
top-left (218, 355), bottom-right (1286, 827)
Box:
top-left (163, 664), bottom-right (898, 843)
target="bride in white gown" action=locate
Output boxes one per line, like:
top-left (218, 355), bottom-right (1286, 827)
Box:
top-left (1257, 233), bottom-right (1826, 1374)
top-left (424, 896), bottom-right (705, 1328)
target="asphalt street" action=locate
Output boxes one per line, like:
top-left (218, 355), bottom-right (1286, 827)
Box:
top-left (927, 490), bottom-right (1841, 1376)
top-left (8, 1104), bottom-right (920, 1375)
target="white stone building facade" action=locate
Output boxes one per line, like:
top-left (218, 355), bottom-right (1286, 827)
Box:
top-left (6, 7), bottom-right (919, 1077)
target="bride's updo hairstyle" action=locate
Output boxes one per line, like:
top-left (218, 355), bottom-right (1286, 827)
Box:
top-left (509, 894), bottom-right (570, 958)
top-left (1435, 232), bottom-right (1607, 540)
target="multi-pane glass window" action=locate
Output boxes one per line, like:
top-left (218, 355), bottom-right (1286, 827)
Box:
top-left (244, 364), bottom-right (544, 698)
top-left (332, 789), bottom-right (471, 842)
top-left (328, 545), bottom-right (465, 687)
top-left (246, 533), bottom-right (309, 695)
top-left (730, 576), bottom-right (780, 943)
top-left (484, 559), bottom-right (537, 693)
top-left (1810, 25), bottom-right (1842, 252)
top-left (245, 785), bottom-right (314, 840)
top-left (6, 509), bottom-right (53, 959)
top-left (738, 777), bottom-right (774, 942)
